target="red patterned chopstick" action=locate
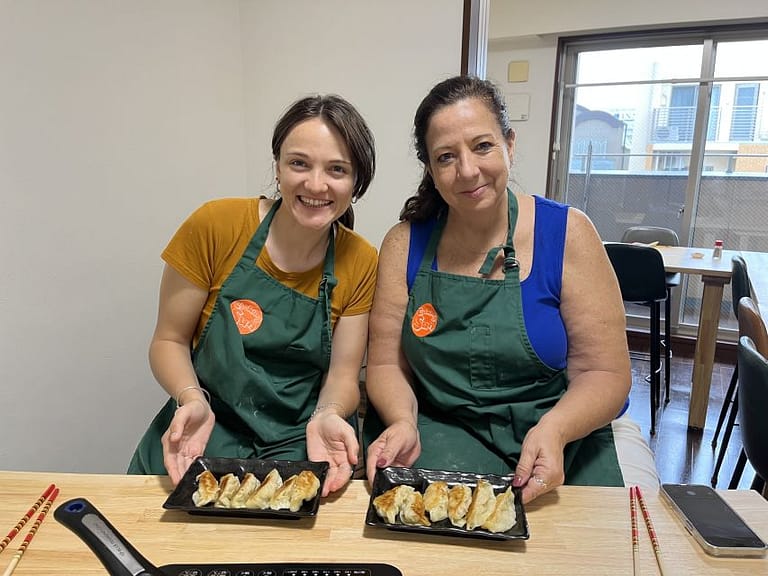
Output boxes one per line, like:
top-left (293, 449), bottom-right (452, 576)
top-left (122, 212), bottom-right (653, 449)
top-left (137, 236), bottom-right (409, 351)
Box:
top-left (630, 487), bottom-right (640, 576)
top-left (0, 484), bottom-right (55, 554)
top-left (635, 486), bottom-right (668, 576)
top-left (1, 487), bottom-right (59, 576)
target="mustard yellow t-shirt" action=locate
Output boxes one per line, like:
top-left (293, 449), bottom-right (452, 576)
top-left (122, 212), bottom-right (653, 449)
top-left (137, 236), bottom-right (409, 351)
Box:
top-left (162, 197), bottom-right (378, 343)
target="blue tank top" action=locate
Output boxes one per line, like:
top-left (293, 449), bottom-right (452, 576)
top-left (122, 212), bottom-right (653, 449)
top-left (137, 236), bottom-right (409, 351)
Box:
top-left (407, 195), bottom-right (568, 370)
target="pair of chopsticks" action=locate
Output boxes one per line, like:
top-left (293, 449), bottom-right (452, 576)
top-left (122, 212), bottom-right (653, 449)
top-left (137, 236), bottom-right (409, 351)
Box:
top-left (0, 483), bottom-right (60, 576)
top-left (630, 486), bottom-right (667, 576)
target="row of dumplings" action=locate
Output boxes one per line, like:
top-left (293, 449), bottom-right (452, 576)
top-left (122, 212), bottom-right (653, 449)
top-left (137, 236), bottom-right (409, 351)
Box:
top-left (373, 479), bottom-right (516, 533)
top-left (192, 469), bottom-right (320, 512)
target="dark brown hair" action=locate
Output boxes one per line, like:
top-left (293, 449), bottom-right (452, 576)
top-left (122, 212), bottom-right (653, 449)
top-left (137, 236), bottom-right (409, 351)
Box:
top-left (401, 75), bottom-right (513, 222)
top-left (272, 94), bottom-right (376, 229)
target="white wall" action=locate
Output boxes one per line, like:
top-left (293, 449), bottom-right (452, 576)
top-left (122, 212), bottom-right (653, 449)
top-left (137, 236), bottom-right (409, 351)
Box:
top-left (0, 0), bottom-right (247, 473)
top-left (0, 0), bottom-right (462, 473)
top-left (487, 0), bottom-right (768, 197)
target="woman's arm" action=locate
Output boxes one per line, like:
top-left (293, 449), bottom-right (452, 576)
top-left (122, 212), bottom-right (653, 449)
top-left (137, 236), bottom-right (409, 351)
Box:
top-left (366, 223), bottom-right (418, 426)
top-left (149, 264), bottom-right (209, 407)
top-left (364, 223), bottom-right (421, 481)
top-left (149, 264), bottom-right (216, 484)
top-left (306, 312), bottom-right (367, 495)
top-left (513, 208), bottom-right (630, 501)
top-left (313, 313), bottom-right (367, 419)
top-left (539, 207), bottom-right (631, 441)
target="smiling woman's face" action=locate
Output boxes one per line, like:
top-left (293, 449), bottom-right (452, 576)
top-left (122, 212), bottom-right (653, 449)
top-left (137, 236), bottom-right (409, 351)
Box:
top-left (425, 97), bottom-right (514, 214)
top-left (275, 117), bottom-right (355, 231)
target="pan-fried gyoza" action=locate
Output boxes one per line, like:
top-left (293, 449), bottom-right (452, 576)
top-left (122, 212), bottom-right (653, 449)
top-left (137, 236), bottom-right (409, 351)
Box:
top-left (191, 470), bottom-right (219, 507)
top-left (214, 473), bottom-right (241, 508)
top-left (373, 480), bottom-right (517, 533)
top-left (191, 469), bottom-right (320, 511)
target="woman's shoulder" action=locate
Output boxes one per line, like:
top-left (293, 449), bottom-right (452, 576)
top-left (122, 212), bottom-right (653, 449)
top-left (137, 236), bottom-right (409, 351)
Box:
top-left (334, 225), bottom-right (379, 289)
top-left (381, 221), bottom-right (413, 254)
top-left (560, 205), bottom-right (605, 266)
top-left (562, 205), bottom-right (597, 238)
top-left (188, 196), bottom-right (260, 225)
top-left (372, 221), bottom-right (415, 277)
top-left (335, 222), bottom-right (378, 260)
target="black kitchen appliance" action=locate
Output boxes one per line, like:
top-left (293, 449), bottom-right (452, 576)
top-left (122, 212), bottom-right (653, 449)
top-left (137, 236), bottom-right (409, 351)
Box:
top-left (55, 498), bottom-right (403, 576)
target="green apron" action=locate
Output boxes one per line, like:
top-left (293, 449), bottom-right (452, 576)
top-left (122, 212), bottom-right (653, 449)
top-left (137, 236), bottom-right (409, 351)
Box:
top-left (129, 199), bottom-right (336, 474)
top-left (365, 191), bottom-right (622, 485)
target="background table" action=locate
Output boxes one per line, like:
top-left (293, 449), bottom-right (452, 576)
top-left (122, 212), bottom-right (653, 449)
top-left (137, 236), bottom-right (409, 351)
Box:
top-left (1, 471), bottom-right (766, 575)
top-left (656, 246), bottom-right (768, 430)
top-left (656, 245), bottom-right (736, 429)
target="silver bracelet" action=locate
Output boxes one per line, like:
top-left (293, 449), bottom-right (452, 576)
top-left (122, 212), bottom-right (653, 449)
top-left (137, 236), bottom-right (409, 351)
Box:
top-left (175, 385), bottom-right (211, 409)
top-left (310, 402), bottom-right (346, 420)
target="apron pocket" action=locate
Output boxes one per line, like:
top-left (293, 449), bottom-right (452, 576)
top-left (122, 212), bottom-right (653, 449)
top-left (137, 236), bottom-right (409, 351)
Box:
top-left (469, 323), bottom-right (496, 389)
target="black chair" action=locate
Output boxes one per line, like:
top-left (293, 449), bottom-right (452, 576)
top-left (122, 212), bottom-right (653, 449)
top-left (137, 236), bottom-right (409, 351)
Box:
top-left (605, 242), bottom-right (668, 435)
top-left (621, 226), bottom-right (681, 400)
top-left (736, 335), bottom-right (768, 497)
top-left (723, 297), bottom-right (767, 491)
top-left (710, 255), bottom-right (752, 486)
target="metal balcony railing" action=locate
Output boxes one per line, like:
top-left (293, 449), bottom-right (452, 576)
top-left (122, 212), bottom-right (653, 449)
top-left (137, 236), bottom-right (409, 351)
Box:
top-left (651, 104), bottom-right (766, 143)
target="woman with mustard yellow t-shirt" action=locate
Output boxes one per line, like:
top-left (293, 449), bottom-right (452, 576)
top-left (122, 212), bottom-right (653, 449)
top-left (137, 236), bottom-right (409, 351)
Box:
top-left (128, 94), bottom-right (377, 497)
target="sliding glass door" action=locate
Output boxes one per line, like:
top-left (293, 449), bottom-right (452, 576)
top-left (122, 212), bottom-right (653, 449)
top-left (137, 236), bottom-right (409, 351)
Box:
top-left (552, 29), bottom-right (768, 337)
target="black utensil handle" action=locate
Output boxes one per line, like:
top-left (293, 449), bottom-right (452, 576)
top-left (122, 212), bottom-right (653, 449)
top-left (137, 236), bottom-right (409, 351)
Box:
top-left (54, 498), bottom-right (164, 576)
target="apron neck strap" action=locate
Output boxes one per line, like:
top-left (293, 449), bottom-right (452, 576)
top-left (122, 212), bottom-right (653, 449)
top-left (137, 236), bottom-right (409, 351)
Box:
top-left (420, 213), bottom-right (446, 270)
top-left (242, 198), bottom-right (281, 262)
top-left (318, 225), bottom-right (337, 370)
top-left (471, 189), bottom-right (521, 277)
top-left (420, 189), bottom-right (520, 277)
top-left (321, 225), bottom-right (337, 289)
top-left (243, 198), bottom-right (337, 284)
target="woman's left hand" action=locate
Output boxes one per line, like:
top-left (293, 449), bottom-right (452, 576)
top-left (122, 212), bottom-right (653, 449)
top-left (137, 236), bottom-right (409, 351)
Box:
top-left (512, 422), bottom-right (566, 504)
top-left (306, 413), bottom-right (359, 497)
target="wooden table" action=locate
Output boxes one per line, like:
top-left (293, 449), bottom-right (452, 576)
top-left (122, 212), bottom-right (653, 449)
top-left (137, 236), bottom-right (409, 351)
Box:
top-left (655, 246), bottom-right (768, 430)
top-left (1, 471), bottom-right (767, 575)
top-left (656, 245), bottom-right (737, 429)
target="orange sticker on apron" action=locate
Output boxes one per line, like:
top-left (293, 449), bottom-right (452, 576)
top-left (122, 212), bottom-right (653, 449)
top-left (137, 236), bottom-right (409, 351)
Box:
top-left (230, 299), bottom-right (263, 335)
top-left (411, 303), bottom-right (438, 337)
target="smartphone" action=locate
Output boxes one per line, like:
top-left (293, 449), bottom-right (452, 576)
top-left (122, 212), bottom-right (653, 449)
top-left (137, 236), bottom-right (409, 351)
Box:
top-left (660, 483), bottom-right (767, 557)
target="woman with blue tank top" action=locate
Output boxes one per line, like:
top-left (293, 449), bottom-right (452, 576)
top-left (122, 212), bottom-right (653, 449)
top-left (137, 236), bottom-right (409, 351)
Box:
top-left (363, 76), bottom-right (658, 503)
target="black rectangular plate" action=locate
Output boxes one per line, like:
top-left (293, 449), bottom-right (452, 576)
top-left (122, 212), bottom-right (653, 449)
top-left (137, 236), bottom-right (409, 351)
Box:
top-left (365, 466), bottom-right (529, 541)
top-left (163, 457), bottom-right (329, 519)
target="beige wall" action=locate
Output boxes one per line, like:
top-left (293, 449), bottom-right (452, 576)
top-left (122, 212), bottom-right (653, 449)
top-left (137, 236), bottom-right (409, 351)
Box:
top-left (488, 0), bottom-right (768, 197)
top-left (486, 35), bottom-right (558, 197)
top-left (0, 0), bottom-right (462, 473)
top-left (490, 0), bottom-right (768, 39)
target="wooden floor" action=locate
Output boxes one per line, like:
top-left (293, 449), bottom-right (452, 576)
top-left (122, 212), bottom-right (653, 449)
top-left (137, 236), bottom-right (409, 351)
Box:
top-left (625, 348), bottom-right (758, 490)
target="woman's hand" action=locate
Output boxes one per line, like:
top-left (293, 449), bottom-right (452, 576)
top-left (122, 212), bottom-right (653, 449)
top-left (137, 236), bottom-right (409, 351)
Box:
top-left (365, 419), bottom-right (421, 484)
top-left (512, 422), bottom-right (566, 504)
top-left (161, 400), bottom-right (215, 485)
top-left (306, 413), bottom-right (359, 497)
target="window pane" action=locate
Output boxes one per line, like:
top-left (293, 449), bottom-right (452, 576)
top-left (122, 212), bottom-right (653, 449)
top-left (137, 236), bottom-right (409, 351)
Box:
top-left (555, 34), bottom-right (768, 339)
top-left (685, 42), bottom-right (768, 329)
top-left (576, 45), bottom-right (703, 84)
top-left (567, 80), bottom-right (689, 242)
top-left (714, 40), bottom-right (768, 77)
